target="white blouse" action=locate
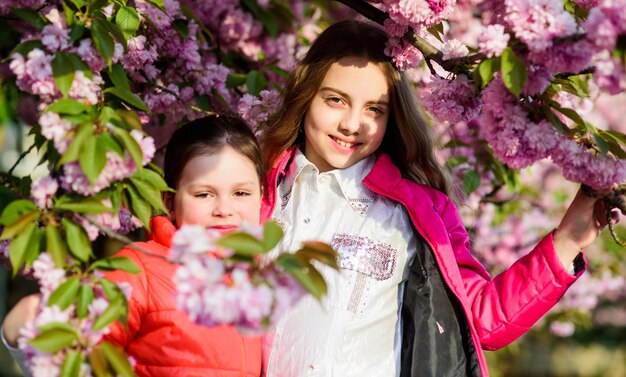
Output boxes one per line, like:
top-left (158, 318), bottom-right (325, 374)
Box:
top-left (266, 150), bottom-right (416, 377)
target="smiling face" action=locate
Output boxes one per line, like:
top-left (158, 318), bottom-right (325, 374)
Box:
top-left (303, 56), bottom-right (390, 172)
top-left (172, 146), bottom-right (262, 234)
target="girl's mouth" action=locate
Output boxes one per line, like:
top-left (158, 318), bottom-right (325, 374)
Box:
top-left (330, 135), bottom-right (359, 149)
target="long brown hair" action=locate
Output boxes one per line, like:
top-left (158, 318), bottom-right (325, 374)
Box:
top-left (259, 20), bottom-right (450, 194)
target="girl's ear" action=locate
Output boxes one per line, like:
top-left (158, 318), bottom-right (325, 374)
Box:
top-left (163, 192), bottom-right (174, 214)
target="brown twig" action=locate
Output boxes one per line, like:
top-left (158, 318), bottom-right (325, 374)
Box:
top-left (148, 82), bottom-right (218, 117)
top-left (77, 214), bottom-right (178, 263)
top-left (582, 184), bottom-right (626, 247)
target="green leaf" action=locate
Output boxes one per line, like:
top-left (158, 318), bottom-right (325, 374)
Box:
top-left (216, 232), bottom-right (266, 256)
top-left (129, 177), bottom-right (166, 212)
top-left (60, 350), bottom-right (82, 377)
top-left (8, 222), bottom-right (37, 276)
top-left (462, 170), bottom-right (481, 195)
top-left (89, 346), bottom-right (113, 377)
top-left (47, 99), bottom-right (91, 115)
top-left (592, 132), bottom-right (609, 155)
top-left (267, 65), bottom-right (289, 78)
top-left (91, 256), bottom-right (141, 274)
top-left (133, 167), bottom-right (169, 191)
top-left (105, 87), bottom-right (149, 112)
top-left (115, 6), bottom-right (140, 39)
top-left (58, 123), bottom-right (93, 166)
top-left (115, 109), bottom-right (142, 130)
top-left (108, 64), bottom-right (130, 90)
top-left (76, 284), bottom-right (95, 319)
top-left (597, 130), bottom-right (626, 159)
top-left (55, 196), bottom-right (110, 214)
top-left (99, 278), bottom-right (125, 302)
top-left (0, 199), bottom-right (37, 226)
top-left (92, 19), bottom-right (115, 67)
top-left (48, 277), bottom-right (80, 310)
top-left (52, 53), bottom-right (76, 97)
top-left (277, 254), bottom-right (327, 300)
top-left (477, 58), bottom-right (500, 89)
top-left (172, 19), bottom-right (189, 38)
top-left (1, 211), bottom-right (38, 241)
top-left (69, 22), bottom-right (86, 43)
top-left (145, 0), bottom-right (165, 11)
top-left (92, 296), bottom-right (125, 331)
top-left (10, 40), bottom-right (45, 57)
top-left (262, 221), bottom-right (283, 251)
top-left (88, 0), bottom-right (110, 13)
top-left (126, 184), bottom-right (152, 229)
top-left (62, 218), bottom-right (93, 262)
top-left (296, 241), bottom-right (339, 269)
top-left (100, 342), bottom-right (134, 377)
top-left (79, 135), bottom-right (104, 184)
top-left (427, 23), bottom-right (444, 43)
top-left (46, 225), bottom-right (69, 267)
top-left (98, 16), bottom-right (128, 48)
top-left (226, 73), bottom-right (247, 89)
top-left (246, 70), bottom-right (267, 96)
top-left (12, 8), bottom-right (47, 29)
top-left (549, 101), bottom-right (586, 128)
top-left (500, 48), bottom-right (527, 98)
top-left (29, 326), bottom-right (78, 353)
top-left (114, 128), bottom-right (143, 166)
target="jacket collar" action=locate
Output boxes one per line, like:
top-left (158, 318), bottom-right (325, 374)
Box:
top-left (148, 216), bottom-right (177, 248)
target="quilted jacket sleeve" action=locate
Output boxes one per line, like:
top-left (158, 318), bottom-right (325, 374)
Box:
top-left (101, 247), bottom-right (150, 349)
top-left (438, 197), bottom-right (584, 350)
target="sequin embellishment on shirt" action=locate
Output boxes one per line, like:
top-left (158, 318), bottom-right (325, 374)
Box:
top-left (331, 233), bottom-right (397, 280)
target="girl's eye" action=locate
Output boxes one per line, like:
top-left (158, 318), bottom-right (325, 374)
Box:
top-left (194, 193), bottom-right (211, 198)
top-left (326, 96), bottom-right (344, 105)
top-left (234, 191), bottom-right (251, 197)
top-left (367, 106), bottom-right (384, 115)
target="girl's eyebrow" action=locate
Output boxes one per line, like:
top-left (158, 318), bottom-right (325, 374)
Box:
top-left (319, 86), bottom-right (389, 106)
top-left (188, 181), bottom-right (257, 190)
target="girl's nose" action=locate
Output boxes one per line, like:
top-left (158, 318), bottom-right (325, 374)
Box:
top-left (212, 197), bottom-right (234, 217)
top-left (339, 109), bottom-right (361, 135)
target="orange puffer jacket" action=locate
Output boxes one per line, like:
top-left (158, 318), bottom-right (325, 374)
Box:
top-left (104, 216), bottom-right (262, 377)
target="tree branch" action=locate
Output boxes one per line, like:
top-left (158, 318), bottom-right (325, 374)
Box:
top-left (77, 214), bottom-right (177, 263)
top-left (332, 0), bottom-right (469, 74)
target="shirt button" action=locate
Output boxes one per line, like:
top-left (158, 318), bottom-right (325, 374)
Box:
top-left (304, 217), bottom-right (311, 224)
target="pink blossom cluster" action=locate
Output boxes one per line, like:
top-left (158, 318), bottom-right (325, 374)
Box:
top-left (9, 49), bottom-right (58, 102)
top-left (18, 257), bottom-right (133, 377)
top-left (171, 224), bottom-right (305, 333)
top-left (30, 176), bottom-right (59, 209)
top-left (504, 0), bottom-right (578, 52)
top-left (419, 74), bottom-right (481, 124)
top-left (472, 205), bottom-right (551, 273)
top-left (59, 130), bottom-right (155, 195)
top-left (78, 206), bottom-right (143, 241)
top-left (480, 78), bottom-right (626, 188)
top-left (237, 89), bottom-right (283, 130)
top-left (382, 0), bottom-right (456, 29)
top-left (480, 78), bottom-right (558, 170)
top-left (477, 24), bottom-right (510, 58)
top-left (384, 37), bottom-right (423, 71)
top-left (586, 0), bottom-right (626, 94)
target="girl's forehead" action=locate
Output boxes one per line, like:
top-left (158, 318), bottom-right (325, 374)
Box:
top-left (321, 58), bottom-right (390, 98)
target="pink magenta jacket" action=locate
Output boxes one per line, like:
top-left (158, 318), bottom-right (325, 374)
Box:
top-left (104, 217), bottom-right (262, 377)
top-left (261, 148), bottom-right (585, 377)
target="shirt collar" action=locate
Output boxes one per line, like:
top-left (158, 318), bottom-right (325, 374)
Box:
top-left (285, 148), bottom-right (376, 203)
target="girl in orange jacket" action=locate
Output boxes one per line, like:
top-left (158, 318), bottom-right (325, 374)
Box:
top-left (3, 114), bottom-right (264, 377)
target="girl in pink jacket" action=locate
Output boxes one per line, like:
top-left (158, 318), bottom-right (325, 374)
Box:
top-left (258, 20), bottom-right (610, 377)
